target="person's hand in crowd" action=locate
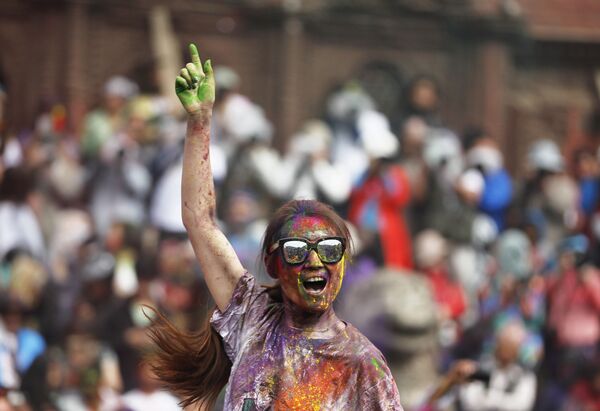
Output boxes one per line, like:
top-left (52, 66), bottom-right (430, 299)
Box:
top-left (175, 43), bottom-right (215, 116)
top-left (426, 359), bottom-right (478, 405)
top-left (447, 359), bottom-right (478, 384)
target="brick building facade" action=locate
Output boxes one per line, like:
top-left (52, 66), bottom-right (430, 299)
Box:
top-left (1, 0), bottom-right (600, 173)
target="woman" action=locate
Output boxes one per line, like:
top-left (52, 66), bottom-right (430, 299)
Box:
top-left (148, 44), bottom-right (402, 410)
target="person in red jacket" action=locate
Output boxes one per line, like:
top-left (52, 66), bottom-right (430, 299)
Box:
top-left (349, 110), bottom-right (413, 269)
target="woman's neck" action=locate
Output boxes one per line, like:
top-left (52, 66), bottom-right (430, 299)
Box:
top-left (282, 299), bottom-right (343, 338)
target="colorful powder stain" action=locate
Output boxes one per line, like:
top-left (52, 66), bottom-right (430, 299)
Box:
top-left (371, 357), bottom-right (387, 379)
top-left (273, 359), bottom-right (352, 411)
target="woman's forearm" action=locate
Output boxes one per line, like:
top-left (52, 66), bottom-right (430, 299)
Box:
top-left (181, 110), bottom-right (217, 229)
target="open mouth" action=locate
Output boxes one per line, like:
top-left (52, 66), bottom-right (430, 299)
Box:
top-left (301, 276), bottom-right (328, 295)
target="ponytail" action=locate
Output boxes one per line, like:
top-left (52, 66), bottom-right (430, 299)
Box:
top-left (145, 307), bottom-right (231, 409)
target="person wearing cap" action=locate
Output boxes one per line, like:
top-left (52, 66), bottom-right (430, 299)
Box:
top-left (516, 139), bottom-right (565, 216)
top-left (513, 139), bottom-right (583, 266)
top-left (81, 76), bottom-right (139, 160)
top-left (348, 109), bottom-right (413, 269)
top-left (545, 235), bottom-right (600, 390)
top-left (463, 129), bottom-right (513, 231)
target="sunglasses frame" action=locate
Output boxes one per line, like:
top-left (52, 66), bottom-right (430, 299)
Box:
top-left (268, 236), bottom-right (346, 265)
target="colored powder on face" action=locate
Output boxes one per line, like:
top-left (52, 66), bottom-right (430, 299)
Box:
top-left (275, 215), bottom-right (345, 311)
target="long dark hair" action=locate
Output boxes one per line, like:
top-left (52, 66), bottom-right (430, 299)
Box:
top-left (146, 199), bottom-right (352, 408)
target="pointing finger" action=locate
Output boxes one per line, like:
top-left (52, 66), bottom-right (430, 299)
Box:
top-left (189, 44), bottom-right (201, 69)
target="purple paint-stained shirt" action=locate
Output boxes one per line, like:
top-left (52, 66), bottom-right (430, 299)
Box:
top-left (211, 272), bottom-right (403, 411)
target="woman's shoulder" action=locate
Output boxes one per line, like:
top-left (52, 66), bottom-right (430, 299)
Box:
top-left (334, 322), bottom-right (389, 365)
top-left (340, 323), bottom-right (403, 409)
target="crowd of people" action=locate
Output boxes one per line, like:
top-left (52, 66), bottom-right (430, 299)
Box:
top-left (0, 63), bottom-right (599, 411)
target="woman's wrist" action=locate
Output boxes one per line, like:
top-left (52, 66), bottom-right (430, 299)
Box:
top-left (188, 107), bottom-right (213, 129)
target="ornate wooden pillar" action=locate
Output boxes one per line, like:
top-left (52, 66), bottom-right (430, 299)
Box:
top-left (278, 13), bottom-right (305, 149)
top-left (66, 0), bottom-right (88, 134)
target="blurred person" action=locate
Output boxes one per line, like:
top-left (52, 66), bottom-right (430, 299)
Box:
top-left (6, 253), bottom-right (48, 317)
top-left (348, 109), bottom-right (413, 269)
top-left (210, 65), bottom-right (242, 152)
top-left (517, 139), bottom-right (565, 213)
top-left (147, 45), bottom-right (402, 410)
top-left (473, 230), bottom-right (545, 371)
top-left (0, 167), bottom-right (45, 262)
top-left (464, 128), bottom-right (513, 231)
top-left (425, 321), bottom-right (537, 411)
top-left (45, 138), bottom-right (87, 209)
top-left (45, 209), bottom-right (93, 281)
top-left (452, 231), bottom-right (540, 366)
top-left (103, 222), bottom-right (143, 299)
top-left (561, 355), bottom-right (600, 411)
top-left (1, 82), bottom-right (22, 177)
top-left (339, 268), bottom-right (439, 409)
top-left (284, 119), bottom-right (352, 207)
top-left (222, 190), bottom-right (271, 285)
top-left (81, 76), bottom-right (138, 160)
top-left (421, 128), bottom-right (467, 241)
top-left (53, 332), bottom-right (122, 411)
top-left (425, 139), bottom-right (498, 247)
top-left (573, 148), bottom-right (600, 219)
top-left (0, 388), bottom-right (31, 411)
top-left (156, 242), bottom-right (210, 333)
top-left (546, 236), bottom-right (600, 386)
top-left (414, 230), bottom-right (467, 352)
top-left (215, 93), bottom-right (291, 219)
top-left (70, 244), bottom-right (134, 364)
top-left (512, 139), bottom-right (579, 267)
top-left (398, 116), bottom-right (430, 235)
top-left (0, 292), bottom-right (46, 390)
top-left (572, 149), bottom-right (600, 260)
top-left (88, 141), bottom-right (151, 238)
top-left (85, 81), bottom-right (153, 237)
top-left (118, 361), bottom-right (179, 411)
top-left (448, 245), bottom-right (492, 331)
top-left (213, 89), bottom-right (272, 161)
top-left (326, 82), bottom-right (374, 185)
top-left (402, 75), bottom-right (442, 127)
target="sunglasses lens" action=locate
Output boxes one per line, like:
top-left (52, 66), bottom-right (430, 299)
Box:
top-left (282, 240), bottom-right (309, 264)
top-left (317, 238), bottom-right (344, 263)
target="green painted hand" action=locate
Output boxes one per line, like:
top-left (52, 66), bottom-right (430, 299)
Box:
top-left (175, 43), bottom-right (215, 115)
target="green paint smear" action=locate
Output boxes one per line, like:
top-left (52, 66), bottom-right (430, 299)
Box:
top-left (371, 358), bottom-right (386, 378)
top-left (175, 44), bottom-right (215, 114)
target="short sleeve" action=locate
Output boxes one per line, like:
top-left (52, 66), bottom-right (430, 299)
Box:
top-left (360, 356), bottom-right (404, 410)
top-left (210, 272), bottom-right (271, 361)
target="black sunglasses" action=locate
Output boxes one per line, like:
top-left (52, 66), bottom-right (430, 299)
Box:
top-left (268, 237), bottom-right (346, 265)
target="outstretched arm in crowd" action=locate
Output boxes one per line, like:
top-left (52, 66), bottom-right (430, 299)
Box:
top-left (176, 44), bottom-right (244, 312)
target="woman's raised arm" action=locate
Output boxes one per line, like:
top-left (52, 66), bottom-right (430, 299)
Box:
top-left (176, 43), bottom-right (244, 312)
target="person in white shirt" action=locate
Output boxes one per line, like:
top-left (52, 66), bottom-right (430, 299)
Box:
top-left (119, 361), bottom-right (180, 411)
top-left (425, 321), bottom-right (537, 411)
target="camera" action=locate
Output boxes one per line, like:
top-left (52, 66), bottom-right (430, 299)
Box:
top-left (468, 368), bottom-right (492, 386)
